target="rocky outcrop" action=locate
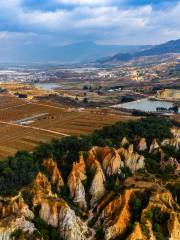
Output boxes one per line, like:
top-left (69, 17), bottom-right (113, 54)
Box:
top-left (87, 144), bottom-right (145, 176)
top-left (0, 195), bottom-right (36, 240)
top-left (96, 187), bottom-right (180, 240)
top-left (32, 172), bottom-right (54, 207)
top-left (86, 148), bottom-right (106, 206)
top-left (58, 200), bottom-right (92, 240)
top-left (161, 128), bottom-right (180, 151)
top-left (137, 138), bottom-right (148, 152)
top-left (88, 146), bottom-right (123, 176)
top-left (162, 138), bottom-right (180, 151)
top-left (32, 172), bottom-right (91, 240)
top-left (102, 148), bottom-right (123, 176)
top-left (171, 128), bottom-right (180, 138)
top-left (168, 213), bottom-right (180, 240)
top-left (127, 223), bottom-right (146, 240)
top-left (42, 158), bottom-right (64, 192)
top-left (99, 189), bottom-right (134, 240)
top-left (142, 190), bottom-right (179, 216)
top-left (120, 137), bottom-right (129, 147)
top-left (67, 154), bottom-right (87, 209)
top-left (89, 160), bottom-right (106, 206)
top-left (119, 145), bottom-right (145, 173)
top-left (145, 221), bottom-right (156, 240)
top-left (142, 190), bottom-right (180, 240)
top-left (149, 139), bottom-right (160, 153)
top-left (0, 195), bottom-right (33, 218)
top-left (38, 197), bottom-right (91, 239)
top-left (0, 217), bottom-right (37, 240)
top-left (161, 157), bottom-right (180, 171)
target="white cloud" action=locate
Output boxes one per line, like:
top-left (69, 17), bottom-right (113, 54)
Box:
top-left (56, 0), bottom-right (110, 5)
top-left (0, 0), bottom-right (21, 8)
top-left (0, 0), bottom-right (179, 45)
top-left (15, 5), bottom-right (152, 32)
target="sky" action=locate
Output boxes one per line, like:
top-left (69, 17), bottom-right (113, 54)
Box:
top-left (0, 0), bottom-right (180, 57)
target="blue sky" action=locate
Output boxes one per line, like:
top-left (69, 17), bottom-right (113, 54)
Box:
top-left (0, 0), bottom-right (179, 51)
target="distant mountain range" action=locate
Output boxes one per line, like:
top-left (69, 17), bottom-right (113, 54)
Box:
top-left (1, 39), bottom-right (179, 64)
top-left (0, 41), bottom-right (150, 64)
top-left (49, 41), bottom-right (150, 63)
top-left (98, 39), bottom-right (180, 64)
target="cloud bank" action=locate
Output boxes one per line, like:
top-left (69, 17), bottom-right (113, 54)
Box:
top-left (0, 0), bottom-right (179, 60)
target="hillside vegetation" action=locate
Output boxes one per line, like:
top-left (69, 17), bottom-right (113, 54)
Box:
top-left (0, 117), bottom-right (179, 240)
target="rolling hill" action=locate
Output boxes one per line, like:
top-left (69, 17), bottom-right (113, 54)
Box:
top-left (98, 39), bottom-right (180, 64)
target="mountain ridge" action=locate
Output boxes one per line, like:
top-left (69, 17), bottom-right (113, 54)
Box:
top-left (0, 41), bottom-right (150, 64)
top-left (98, 39), bottom-right (180, 64)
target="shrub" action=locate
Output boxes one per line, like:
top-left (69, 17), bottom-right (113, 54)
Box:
top-left (11, 229), bottom-right (23, 239)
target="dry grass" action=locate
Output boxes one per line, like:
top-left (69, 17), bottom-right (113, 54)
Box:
top-left (0, 83), bottom-right (48, 98)
top-left (33, 110), bottom-right (134, 135)
top-left (0, 122), bottom-right (63, 159)
top-left (0, 93), bottom-right (25, 109)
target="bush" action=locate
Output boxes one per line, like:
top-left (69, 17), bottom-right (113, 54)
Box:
top-left (145, 210), bottom-right (153, 220)
top-left (167, 183), bottom-right (180, 204)
top-left (130, 191), bottom-right (151, 222)
top-left (11, 229), bottom-right (23, 239)
top-left (33, 217), bottom-right (61, 240)
top-left (145, 207), bottom-right (169, 240)
top-left (95, 225), bottom-right (105, 240)
top-left (153, 223), bottom-right (164, 240)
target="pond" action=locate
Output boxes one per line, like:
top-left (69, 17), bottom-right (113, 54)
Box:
top-left (34, 83), bottom-right (61, 90)
top-left (112, 98), bottom-right (179, 113)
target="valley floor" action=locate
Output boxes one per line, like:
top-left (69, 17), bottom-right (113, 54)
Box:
top-left (0, 91), bottom-right (136, 159)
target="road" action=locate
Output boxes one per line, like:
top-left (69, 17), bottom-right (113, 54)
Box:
top-left (0, 120), bottom-right (70, 137)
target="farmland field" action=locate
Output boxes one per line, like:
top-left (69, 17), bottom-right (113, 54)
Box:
top-left (30, 108), bottom-right (134, 135)
top-left (0, 122), bottom-right (63, 159)
top-left (0, 93), bottom-right (25, 110)
top-left (0, 92), bottom-right (137, 159)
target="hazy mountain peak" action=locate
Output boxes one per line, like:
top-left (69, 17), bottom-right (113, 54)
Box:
top-left (98, 38), bottom-right (180, 64)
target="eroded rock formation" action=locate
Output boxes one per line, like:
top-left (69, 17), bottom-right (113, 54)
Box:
top-left (149, 139), bottom-right (160, 153)
top-left (0, 130), bottom-right (179, 240)
top-left (137, 138), bottom-right (148, 152)
top-left (98, 189), bottom-right (134, 240)
top-left (0, 194), bottom-right (36, 240)
top-left (120, 137), bottom-right (129, 147)
top-left (89, 160), bottom-right (106, 206)
top-left (67, 154), bottom-right (87, 209)
top-left (127, 223), bottom-right (146, 240)
top-left (141, 190), bottom-right (180, 240)
top-left (118, 144), bottom-right (145, 173)
top-left (32, 172), bottom-right (92, 240)
top-left (42, 158), bottom-right (64, 192)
